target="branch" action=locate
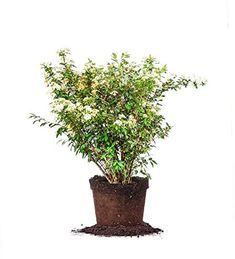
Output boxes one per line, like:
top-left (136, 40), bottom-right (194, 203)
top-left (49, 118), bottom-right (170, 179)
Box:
top-left (90, 157), bottom-right (112, 183)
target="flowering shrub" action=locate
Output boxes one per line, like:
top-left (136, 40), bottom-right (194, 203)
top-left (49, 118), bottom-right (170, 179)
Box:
top-left (30, 49), bottom-right (206, 184)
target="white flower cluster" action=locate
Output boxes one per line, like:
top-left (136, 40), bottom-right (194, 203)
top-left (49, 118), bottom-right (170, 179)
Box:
top-left (51, 99), bottom-right (99, 121)
top-left (113, 114), bottom-right (137, 127)
top-left (83, 114), bottom-right (92, 121)
top-left (84, 105), bottom-right (92, 112)
top-left (111, 90), bottom-right (118, 96)
top-left (83, 105), bottom-right (99, 121)
top-left (113, 114), bottom-right (126, 126)
top-left (128, 115), bottom-right (137, 126)
top-left (51, 98), bottom-right (78, 112)
top-left (118, 114), bottom-right (126, 119)
top-left (114, 119), bottom-right (122, 126)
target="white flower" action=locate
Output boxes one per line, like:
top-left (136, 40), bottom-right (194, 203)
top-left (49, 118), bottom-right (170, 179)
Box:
top-left (118, 114), bottom-right (126, 119)
top-left (54, 84), bottom-right (65, 91)
top-left (128, 115), bottom-right (137, 126)
top-left (51, 98), bottom-right (80, 113)
top-left (111, 90), bottom-right (118, 96)
top-left (84, 114), bottom-right (92, 121)
top-left (51, 98), bottom-right (67, 112)
top-left (114, 119), bottom-right (122, 126)
top-left (84, 105), bottom-right (92, 112)
top-left (52, 103), bottom-right (64, 112)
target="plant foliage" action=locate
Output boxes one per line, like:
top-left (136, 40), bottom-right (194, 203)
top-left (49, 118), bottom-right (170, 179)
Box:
top-left (30, 49), bottom-right (206, 184)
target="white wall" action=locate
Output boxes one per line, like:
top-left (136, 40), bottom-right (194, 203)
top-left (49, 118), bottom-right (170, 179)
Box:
top-left (0, 0), bottom-right (234, 258)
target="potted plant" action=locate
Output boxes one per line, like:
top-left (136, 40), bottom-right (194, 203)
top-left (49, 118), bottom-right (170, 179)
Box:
top-left (30, 49), bottom-right (206, 236)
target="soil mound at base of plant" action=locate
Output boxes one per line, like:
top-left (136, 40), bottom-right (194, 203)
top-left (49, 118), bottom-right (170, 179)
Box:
top-left (71, 222), bottom-right (163, 237)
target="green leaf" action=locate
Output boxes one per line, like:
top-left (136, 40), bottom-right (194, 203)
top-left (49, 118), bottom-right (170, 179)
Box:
top-left (56, 127), bottom-right (66, 138)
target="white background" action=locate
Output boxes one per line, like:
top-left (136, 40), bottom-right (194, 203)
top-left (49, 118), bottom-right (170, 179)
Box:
top-left (0, 0), bottom-right (234, 258)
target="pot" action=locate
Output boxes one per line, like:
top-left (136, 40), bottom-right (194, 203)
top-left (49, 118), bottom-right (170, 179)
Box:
top-left (89, 175), bottom-right (149, 226)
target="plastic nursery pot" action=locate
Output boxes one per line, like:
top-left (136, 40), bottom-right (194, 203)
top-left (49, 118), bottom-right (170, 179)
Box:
top-left (89, 175), bottom-right (149, 226)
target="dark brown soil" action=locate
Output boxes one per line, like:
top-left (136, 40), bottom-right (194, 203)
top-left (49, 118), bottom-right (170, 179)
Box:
top-left (89, 175), bottom-right (149, 195)
top-left (72, 223), bottom-right (163, 237)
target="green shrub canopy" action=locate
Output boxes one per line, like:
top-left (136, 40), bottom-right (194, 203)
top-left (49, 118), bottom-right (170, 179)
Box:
top-left (30, 49), bottom-right (206, 184)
